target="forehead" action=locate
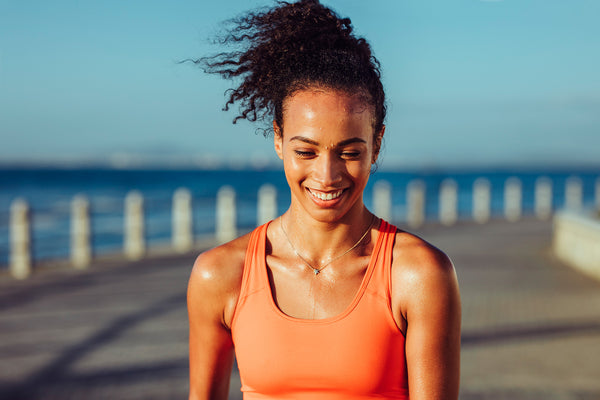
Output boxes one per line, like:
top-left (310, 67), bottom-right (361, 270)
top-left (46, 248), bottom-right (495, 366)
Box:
top-left (284, 88), bottom-right (370, 113)
top-left (282, 88), bottom-right (374, 128)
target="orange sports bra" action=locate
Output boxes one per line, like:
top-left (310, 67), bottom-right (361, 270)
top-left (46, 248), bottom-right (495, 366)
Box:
top-left (231, 219), bottom-right (409, 399)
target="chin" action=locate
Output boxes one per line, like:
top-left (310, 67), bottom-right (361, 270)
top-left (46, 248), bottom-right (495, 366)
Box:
top-left (303, 195), bottom-right (364, 224)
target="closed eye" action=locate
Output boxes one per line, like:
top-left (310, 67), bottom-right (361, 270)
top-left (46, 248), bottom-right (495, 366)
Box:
top-left (294, 150), bottom-right (315, 158)
top-left (341, 151), bottom-right (361, 159)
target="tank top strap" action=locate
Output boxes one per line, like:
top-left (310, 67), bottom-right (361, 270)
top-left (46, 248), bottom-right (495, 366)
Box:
top-left (239, 221), bottom-right (271, 302)
top-left (366, 219), bottom-right (397, 304)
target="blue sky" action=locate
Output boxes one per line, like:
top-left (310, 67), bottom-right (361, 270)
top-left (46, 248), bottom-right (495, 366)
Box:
top-left (1, 0), bottom-right (599, 168)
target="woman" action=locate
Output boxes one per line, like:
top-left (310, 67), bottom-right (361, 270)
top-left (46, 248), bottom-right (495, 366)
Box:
top-left (187, 1), bottom-right (461, 399)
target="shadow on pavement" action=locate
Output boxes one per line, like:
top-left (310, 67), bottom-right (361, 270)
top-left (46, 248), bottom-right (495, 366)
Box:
top-left (0, 292), bottom-right (186, 400)
top-left (462, 318), bottom-right (600, 347)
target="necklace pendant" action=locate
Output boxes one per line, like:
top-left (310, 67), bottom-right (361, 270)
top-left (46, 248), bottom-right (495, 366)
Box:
top-left (313, 269), bottom-right (320, 275)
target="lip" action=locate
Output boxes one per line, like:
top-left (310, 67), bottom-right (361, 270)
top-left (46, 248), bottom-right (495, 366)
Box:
top-left (306, 187), bottom-right (347, 207)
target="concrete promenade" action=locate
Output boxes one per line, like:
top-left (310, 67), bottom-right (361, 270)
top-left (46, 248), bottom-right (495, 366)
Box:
top-left (0, 219), bottom-right (599, 400)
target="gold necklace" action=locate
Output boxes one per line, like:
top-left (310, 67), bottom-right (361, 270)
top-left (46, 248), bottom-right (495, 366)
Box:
top-left (280, 215), bottom-right (375, 275)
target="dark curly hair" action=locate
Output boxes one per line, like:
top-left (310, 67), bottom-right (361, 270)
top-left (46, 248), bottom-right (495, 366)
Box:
top-left (196, 0), bottom-right (386, 137)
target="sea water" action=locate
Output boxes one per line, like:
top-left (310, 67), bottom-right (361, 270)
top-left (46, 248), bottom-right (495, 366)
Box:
top-left (0, 166), bottom-right (598, 266)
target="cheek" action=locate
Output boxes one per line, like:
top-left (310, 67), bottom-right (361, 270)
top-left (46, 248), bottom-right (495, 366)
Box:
top-left (284, 154), bottom-right (301, 170)
top-left (282, 155), bottom-right (305, 183)
top-left (348, 159), bottom-right (372, 180)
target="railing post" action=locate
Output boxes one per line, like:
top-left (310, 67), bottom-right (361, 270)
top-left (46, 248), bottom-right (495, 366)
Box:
top-left (407, 180), bottom-right (425, 228)
top-left (71, 195), bottom-right (91, 269)
top-left (257, 184), bottom-right (277, 226)
top-left (472, 178), bottom-right (491, 224)
top-left (172, 188), bottom-right (193, 253)
top-left (504, 177), bottom-right (522, 222)
top-left (124, 191), bottom-right (145, 260)
top-left (534, 177), bottom-right (553, 220)
top-left (216, 186), bottom-right (237, 243)
top-left (10, 198), bottom-right (32, 279)
top-left (439, 179), bottom-right (458, 226)
top-left (565, 176), bottom-right (583, 211)
top-left (373, 180), bottom-right (392, 222)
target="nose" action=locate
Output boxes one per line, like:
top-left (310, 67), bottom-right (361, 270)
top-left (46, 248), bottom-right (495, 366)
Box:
top-left (312, 152), bottom-right (343, 187)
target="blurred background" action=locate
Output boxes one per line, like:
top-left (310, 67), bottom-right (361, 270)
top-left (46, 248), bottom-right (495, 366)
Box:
top-left (1, 1), bottom-right (599, 399)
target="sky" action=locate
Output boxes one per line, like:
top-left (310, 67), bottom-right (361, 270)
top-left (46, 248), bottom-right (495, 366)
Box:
top-left (0, 0), bottom-right (599, 169)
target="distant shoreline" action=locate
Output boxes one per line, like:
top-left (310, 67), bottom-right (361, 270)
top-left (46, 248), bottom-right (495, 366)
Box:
top-left (1, 161), bottom-right (599, 173)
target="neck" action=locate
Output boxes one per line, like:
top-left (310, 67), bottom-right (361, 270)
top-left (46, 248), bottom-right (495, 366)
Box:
top-left (280, 204), bottom-right (374, 266)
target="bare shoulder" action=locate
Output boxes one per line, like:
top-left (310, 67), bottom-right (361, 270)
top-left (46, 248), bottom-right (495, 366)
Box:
top-left (187, 233), bottom-right (252, 328)
top-left (392, 230), bottom-right (455, 279)
top-left (391, 230), bottom-right (460, 321)
top-left (190, 233), bottom-right (250, 290)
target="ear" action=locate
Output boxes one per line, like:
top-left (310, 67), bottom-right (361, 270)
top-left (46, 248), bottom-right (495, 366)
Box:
top-left (372, 125), bottom-right (385, 164)
top-left (273, 120), bottom-right (284, 160)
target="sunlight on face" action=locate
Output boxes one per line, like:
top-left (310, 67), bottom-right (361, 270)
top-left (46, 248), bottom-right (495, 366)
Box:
top-left (274, 88), bottom-right (384, 223)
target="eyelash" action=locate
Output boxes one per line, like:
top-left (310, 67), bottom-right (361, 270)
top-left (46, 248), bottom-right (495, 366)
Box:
top-left (294, 150), bottom-right (315, 158)
top-left (341, 152), bottom-right (360, 159)
top-left (293, 150), bottom-right (361, 159)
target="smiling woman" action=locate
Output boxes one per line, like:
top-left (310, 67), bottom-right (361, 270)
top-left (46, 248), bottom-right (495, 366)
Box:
top-left (187, 1), bottom-right (461, 399)
top-left (274, 89), bottom-right (380, 224)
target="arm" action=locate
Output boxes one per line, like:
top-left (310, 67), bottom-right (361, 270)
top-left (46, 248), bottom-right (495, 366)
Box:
top-left (188, 246), bottom-right (243, 400)
top-left (394, 241), bottom-right (461, 400)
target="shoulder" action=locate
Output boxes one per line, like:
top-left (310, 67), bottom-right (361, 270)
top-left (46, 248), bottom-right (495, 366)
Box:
top-left (189, 233), bottom-right (251, 291)
top-left (390, 229), bottom-right (460, 322)
top-left (392, 229), bottom-right (455, 280)
top-left (187, 232), bottom-right (253, 328)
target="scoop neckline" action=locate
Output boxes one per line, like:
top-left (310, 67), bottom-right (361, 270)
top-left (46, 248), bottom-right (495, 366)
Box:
top-left (260, 218), bottom-right (384, 324)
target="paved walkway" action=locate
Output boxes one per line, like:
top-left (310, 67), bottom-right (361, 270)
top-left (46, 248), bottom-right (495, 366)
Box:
top-left (0, 219), bottom-right (599, 400)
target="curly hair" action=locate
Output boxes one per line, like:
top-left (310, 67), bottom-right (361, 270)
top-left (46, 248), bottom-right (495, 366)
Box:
top-left (196, 0), bottom-right (386, 136)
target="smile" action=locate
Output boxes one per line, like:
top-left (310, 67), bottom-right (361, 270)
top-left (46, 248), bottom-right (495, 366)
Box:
top-left (307, 188), bottom-right (344, 201)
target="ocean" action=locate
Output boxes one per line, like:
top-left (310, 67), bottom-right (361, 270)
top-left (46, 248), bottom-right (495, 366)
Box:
top-left (1, 166), bottom-right (599, 266)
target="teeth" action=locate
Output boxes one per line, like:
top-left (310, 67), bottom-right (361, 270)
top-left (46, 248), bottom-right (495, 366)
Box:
top-left (310, 189), bottom-right (343, 201)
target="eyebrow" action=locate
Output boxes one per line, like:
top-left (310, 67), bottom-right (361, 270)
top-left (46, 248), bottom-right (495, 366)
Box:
top-left (289, 136), bottom-right (367, 147)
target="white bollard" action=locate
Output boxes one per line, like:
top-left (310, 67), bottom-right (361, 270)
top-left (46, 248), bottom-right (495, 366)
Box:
top-left (472, 178), bottom-right (491, 224)
top-left (124, 191), bottom-right (145, 260)
top-left (216, 186), bottom-right (237, 243)
top-left (257, 184), bottom-right (277, 225)
top-left (439, 179), bottom-right (458, 226)
top-left (9, 198), bottom-right (32, 279)
top-left (172, 188), bottom-right (193, 253)
top-left (373, 180), bottom-right (392, 222)
top-left (71, 195), bottom-right (92, 269)
top-left (565, 176), bottom-right (583, 211)
top-left (504, 177), bottom-right (522, 222)
top-left (534, 177), bottom-right (553, 220)
top-left (407, 180), bottom-right (425, 228)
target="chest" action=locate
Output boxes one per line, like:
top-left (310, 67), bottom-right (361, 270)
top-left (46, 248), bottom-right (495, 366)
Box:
top-left (265, 256), bottom-right (370, 320)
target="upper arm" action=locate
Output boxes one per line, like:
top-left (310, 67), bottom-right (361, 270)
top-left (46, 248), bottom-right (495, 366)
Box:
top-left (394, 241), bottom-right (461, 400)
top-left (187, 246), bottom-right (244, 400)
